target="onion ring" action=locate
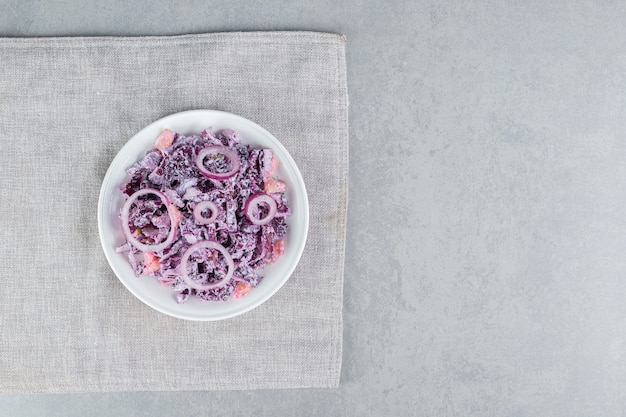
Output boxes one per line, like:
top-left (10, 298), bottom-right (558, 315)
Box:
top-left (196, 146), bottom-right (240, 180)
top-left (193, 200), bottom-right (219, 225)
top-left (180, 240), bottom-right (234, 290)
top-left (121, 188), bottom-right (177, 253)
top-left (244, 193), bottom-right (277, 225)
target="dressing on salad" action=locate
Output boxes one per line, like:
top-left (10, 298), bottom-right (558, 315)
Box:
top-left (116, 128), bottom-right (290, 303)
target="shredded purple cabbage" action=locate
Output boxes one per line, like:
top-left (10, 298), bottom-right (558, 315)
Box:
top-left (117, 128), bottom-right (290, 303)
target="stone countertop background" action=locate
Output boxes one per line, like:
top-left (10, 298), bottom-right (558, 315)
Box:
top-left (2, 1), bottom-right (626, 415)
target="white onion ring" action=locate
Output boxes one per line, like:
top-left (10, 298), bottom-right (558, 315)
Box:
top-left (193, 200), bottom-right (219, 225)
top-left (121, 188), bottom-right (177, 253)
top-left (244, 193), bottom-right (277, 225)
top-left (196, 146), bottom-right (241, 180)
top-left (180, 241), bottom-right (234, 290)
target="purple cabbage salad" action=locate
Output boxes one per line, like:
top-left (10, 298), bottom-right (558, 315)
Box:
top-left (116, 127), bottom-right (290, 303)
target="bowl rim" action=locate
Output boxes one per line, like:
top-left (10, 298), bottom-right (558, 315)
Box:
top-left (97, 109), bottom-right (309, 321)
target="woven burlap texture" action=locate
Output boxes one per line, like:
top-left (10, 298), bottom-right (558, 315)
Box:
top-left (0, 31), bottom-right (348, 392)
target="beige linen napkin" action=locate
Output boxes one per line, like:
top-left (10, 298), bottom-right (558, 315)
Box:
top-left (0, 31), bottom-right (348, 392)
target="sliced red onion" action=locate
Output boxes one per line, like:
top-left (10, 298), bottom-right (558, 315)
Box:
top-left (244, 193), bottom-right (277, 225)
top-left (180, 241), bottom-right (234, 290)
top-left (121, 188), bottom-right (177, 253)
top-left (193, 201), bottom-right (219, 225)
top-left (196, 146), bottom-right (240, 180)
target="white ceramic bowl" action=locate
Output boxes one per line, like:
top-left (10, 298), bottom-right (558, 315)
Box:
top-left (97, 110), bottom-right (309, 321)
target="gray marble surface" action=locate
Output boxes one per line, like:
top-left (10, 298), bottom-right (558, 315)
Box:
top-left (2, 0), bottom-right (626, 415)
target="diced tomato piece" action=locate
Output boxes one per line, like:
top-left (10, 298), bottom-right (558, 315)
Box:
top-left (233, 282), bottom-right (252, 299)
top-left (270, 239), bottom-right (285, 263)
top-left (142, 252), bottom-right (161, 274)
top-left (155, 129), bottom-right (175, 150)
top-left (170, 206), bottom-right (183, 227)
top-left (264, 178), bottom-right (286, 194)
